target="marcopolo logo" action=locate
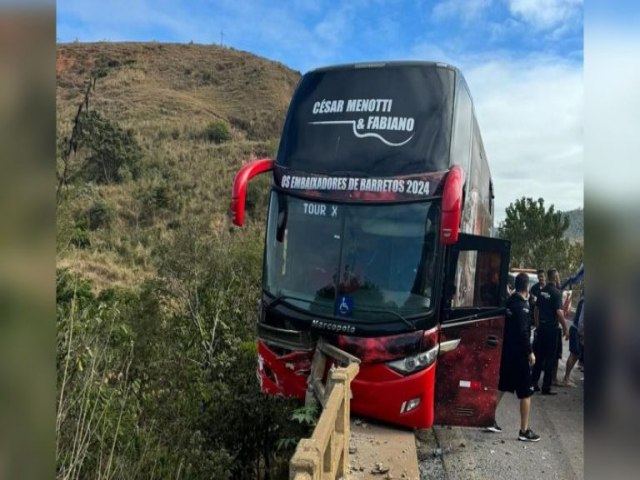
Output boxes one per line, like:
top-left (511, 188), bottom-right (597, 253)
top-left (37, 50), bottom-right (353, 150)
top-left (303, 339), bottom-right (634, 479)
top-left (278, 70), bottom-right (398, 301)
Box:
top-left (309, 97), bottom-right (415, 147)
top-left (311, 319), bottom-right (356, 334)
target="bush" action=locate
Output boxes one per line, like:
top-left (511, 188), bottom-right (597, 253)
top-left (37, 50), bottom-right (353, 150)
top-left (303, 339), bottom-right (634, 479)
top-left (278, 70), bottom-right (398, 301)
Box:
top-left (199, 70), bottom-right (213, 84)
top-left (87, 199), bottom-right (112, 231)
top-left (137, 181), bottom-right (179, 227)
top-left (56, 224), bottom-right (308, 480)
top-left (77, 110), bottom-right (143, 184)
top-left (203, 120), bottom-right (231, 144)
top-left (70, 222), bottom-right (90, 248)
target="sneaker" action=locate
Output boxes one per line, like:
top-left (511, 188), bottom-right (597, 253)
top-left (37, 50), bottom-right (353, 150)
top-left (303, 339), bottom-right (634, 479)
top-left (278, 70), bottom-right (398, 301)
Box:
top-left (560, 378), bottom-right (576, 388)
top-left (518, 429), bottom-right (541, 442)
top-left (541, 389), bottom-right (558, 395)
top-left (484, 422), bottom-right (502, 433)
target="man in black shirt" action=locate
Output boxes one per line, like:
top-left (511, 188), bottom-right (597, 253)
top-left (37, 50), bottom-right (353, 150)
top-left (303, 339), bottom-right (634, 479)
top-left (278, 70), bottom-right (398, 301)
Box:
top-left (492, 272), bottom-right (541, 441)
top-left (527, 269), bottom-right (545, 331)
top-left (529, 269), bottom-right (545, 308)
top-left (531, 269), bottom-right (569, 394)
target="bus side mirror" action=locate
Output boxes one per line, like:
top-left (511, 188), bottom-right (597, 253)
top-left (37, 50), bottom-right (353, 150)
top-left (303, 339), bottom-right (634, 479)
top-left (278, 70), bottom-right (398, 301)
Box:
top-left (231, 158), bottom-right (274, 226)
top-left (440, 165), bottom-right (465, 245)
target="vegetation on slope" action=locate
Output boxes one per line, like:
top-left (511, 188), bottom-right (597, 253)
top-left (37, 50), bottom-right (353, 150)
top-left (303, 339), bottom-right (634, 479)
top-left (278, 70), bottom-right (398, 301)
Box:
top-left (56, 42), bottom-right (299, 289)
top-left (56, 42), bottom-right (307, 479)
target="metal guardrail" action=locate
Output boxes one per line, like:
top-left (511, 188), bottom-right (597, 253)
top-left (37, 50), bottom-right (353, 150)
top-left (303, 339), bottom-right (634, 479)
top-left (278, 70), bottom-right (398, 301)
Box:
top-left (289, 362), bottom-right (359, 480)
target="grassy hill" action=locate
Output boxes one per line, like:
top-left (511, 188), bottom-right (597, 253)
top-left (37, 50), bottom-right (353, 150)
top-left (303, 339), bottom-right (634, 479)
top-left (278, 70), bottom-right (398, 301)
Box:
top-left (57, 42), bottom-right (300, 141)
top-left (56, 42), bottom-right (301, 289)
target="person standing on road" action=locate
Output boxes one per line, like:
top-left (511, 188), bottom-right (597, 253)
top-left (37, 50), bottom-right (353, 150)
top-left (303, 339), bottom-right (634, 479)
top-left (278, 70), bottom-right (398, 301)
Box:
top-left (562, 291), bottom-right (584, 386)
top-left (528, 268), bottom-right (545, 333)
top-left (551, 277), bottom-right (572, 386)
top-left (488, 272), bottom-right (541, 442)
top-left (529, 269), bottom-right (545, 306)
top-left (531, 269), bottom-right (569, 395)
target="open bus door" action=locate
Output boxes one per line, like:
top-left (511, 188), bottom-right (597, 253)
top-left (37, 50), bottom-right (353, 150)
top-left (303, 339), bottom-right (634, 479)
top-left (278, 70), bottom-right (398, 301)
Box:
top-left (434, 233), bottom-right (510, 427)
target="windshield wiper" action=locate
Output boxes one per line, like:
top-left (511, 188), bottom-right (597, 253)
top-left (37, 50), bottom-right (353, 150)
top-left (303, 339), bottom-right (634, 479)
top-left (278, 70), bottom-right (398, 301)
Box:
top-left (264, 293), bottom-right (313, 311)
top-left (264, 293), bottom-right (417, 331)
top-left (355, 307), bottom-right (417, 331)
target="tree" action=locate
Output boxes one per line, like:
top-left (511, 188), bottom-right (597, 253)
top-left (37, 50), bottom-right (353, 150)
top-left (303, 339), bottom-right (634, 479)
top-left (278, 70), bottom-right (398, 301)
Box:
top-left (77, 110), bottom-right (143, 184)
top-left (498, 197), bottom-right (572, 275)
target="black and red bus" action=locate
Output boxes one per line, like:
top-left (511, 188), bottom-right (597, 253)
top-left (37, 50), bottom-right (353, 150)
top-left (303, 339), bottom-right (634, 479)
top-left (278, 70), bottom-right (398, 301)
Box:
top-left (231, 61), bottom-right (510, 429)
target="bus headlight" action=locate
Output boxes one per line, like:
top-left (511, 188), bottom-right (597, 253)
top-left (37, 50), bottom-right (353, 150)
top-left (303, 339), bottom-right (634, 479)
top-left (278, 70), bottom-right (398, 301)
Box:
top-left (386, 345), bottom-right (439, 374)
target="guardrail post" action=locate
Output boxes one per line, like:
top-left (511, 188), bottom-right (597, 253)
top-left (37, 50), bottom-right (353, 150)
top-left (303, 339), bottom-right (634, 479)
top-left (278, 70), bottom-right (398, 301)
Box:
top-left (290, 348), bottom-right (360, 480)
top-left (330, 367), bottom-right (352, 478)
top-left (290, 439), bottom-right (321, 480)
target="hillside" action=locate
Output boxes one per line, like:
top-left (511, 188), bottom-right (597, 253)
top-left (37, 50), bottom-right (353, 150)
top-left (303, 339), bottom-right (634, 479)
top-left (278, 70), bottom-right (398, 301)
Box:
top-left (56, 42), bottom-right (301, 289)
top-left (57, 42), bottom-right (300, 141)
top-left (56, 43), bottom-right (311, 480)
top-left (562, 208), bottom-right (584, 242)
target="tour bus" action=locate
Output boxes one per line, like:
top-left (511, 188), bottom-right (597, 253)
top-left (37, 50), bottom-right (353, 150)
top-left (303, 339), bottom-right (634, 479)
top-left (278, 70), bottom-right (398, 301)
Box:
top-left (231, 61), bottom-right (511, 429)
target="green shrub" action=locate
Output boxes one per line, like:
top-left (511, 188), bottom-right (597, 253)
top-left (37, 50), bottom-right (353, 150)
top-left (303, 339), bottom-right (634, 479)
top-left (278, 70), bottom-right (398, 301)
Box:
top-left (137, 181), bottom-right (179, 227)
top-left (56, 223), bottom-right (307, 480)
top-left (70, 222), bottom-right (90, 248)
top-left (87, 199), bottom-right (112, 231)
top-left (77, 110), bottom-right (143, 184)
top-left (203, 120), bottom-right (231, 144)
top-left (56, 268), bottom-right (94, 305)
top-left (199, 70), bottom-right (213, 84)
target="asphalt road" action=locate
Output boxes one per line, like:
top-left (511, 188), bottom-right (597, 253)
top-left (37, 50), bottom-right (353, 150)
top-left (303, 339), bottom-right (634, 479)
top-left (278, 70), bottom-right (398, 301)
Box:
top-left (417, 337), bottom-right (584, 480)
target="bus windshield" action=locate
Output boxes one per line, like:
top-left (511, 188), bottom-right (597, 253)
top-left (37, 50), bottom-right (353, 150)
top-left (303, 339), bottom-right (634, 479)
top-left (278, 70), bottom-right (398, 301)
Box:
top-left (264, 192), bottom-right (440, 323)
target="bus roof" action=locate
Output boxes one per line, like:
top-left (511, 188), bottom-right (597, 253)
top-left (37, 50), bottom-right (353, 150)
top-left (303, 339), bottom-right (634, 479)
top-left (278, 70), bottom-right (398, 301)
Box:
top-left (307, 60), bottom-right (460, 75)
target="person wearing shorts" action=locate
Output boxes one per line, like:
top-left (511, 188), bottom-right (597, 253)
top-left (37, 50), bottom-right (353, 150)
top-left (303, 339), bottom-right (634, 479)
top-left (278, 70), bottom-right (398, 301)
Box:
top-left (488, 273), bottom-right (541, 442)
top-left (562, 293), bottom-right (584, 386)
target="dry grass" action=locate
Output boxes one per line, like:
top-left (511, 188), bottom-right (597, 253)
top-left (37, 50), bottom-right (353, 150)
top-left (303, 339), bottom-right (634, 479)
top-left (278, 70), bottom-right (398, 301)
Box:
top-left (56, 42), bottom-right (299, 140)
top-left (57, 250), bottom-right (154, 292)
top-left (56, 42), bottom-right (289, 289)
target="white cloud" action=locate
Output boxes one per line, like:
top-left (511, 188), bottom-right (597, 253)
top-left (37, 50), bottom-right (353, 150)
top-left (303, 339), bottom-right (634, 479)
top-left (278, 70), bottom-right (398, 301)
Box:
top-left (464, 56), bottom-right (583, 221)
top-left (430, 0), bottom-right (582, 40)
top-left (504, 0), bottom-right (582, 30)
top-left (389, 41), bottom-right (584, 221)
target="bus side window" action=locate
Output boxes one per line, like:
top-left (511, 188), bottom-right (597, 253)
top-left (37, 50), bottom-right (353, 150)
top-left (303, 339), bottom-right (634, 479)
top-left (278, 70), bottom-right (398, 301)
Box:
top-left (475, 252), bottom-right (501, 307)
top-left (451, 250), bottom-right (502, 308)
top-left (451, 250), bottom-right (477, 308)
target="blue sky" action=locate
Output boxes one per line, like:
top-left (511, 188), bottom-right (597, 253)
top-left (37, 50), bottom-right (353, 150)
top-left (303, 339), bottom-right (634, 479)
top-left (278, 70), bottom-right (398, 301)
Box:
top-left (57, 0), bottom-right (585, 221)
